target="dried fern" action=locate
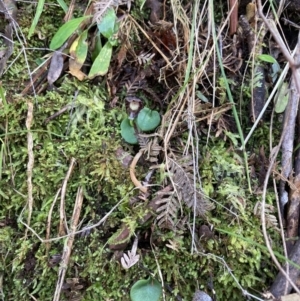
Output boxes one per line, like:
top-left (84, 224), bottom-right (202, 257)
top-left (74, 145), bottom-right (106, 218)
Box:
top-left (125, 74), bottom-right (146, 98)
top-left (155, 186), bottom-right (181, 229)
top-left (93, 0), bottom-right (130, 23)
top-left (154, 155), bottom-right (214, 229)
top-left (254, 202), bottom-right (279, 231)
top-left (138, 134), bottom-right (162, 163)
top-left (137, 51), bottom-right (155, 65)
top-left (166, 155), bottom-right (214, 216)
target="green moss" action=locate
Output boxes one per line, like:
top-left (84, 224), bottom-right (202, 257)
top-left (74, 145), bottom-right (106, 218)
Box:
top-left (0, 2), bottom-right (282, 301)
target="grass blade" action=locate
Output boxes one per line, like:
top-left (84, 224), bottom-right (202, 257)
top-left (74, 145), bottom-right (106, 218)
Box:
top-left (28, 0), bottom-right (45, 39)
top-left (56, 0), bottom-right (68, 13)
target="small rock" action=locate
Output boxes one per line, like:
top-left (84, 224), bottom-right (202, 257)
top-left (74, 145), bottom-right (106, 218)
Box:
top-left (192, 290), bottom-right (213, 301)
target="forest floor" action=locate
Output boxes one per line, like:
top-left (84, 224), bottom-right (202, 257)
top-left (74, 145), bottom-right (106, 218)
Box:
top-left (1, 0), bottom-right (300, 300)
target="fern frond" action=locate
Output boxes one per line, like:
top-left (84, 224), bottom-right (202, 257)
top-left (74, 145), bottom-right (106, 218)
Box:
top-left (254, 202), bottom-right (279, 230)
top-left (138, 135), bottom-right (162, 163)
top-left (167, 156), bottom-right (214, 216)
top-left (155, 188), bottom-right (181, 229)
top-left (125, 75), bottom-right (146, 97)
top-left (137, 51), bottom-right (155, 65)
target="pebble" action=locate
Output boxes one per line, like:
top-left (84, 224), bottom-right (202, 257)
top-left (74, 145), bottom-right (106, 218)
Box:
top-left (192, 290), bottom-right (213, 301)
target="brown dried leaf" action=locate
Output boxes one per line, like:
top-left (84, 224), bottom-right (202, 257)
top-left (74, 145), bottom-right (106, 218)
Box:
top-left (69, 59), bottom-right (86, 81)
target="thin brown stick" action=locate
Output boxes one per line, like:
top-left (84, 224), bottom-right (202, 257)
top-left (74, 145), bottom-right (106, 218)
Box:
top-left (44, 104), bottom-right (72, 124)
top-left (63, 0), bottom-right (75, 22)
top-left (257, 1), bottom-right (300, 294)
top-left (261, 142), bottom-right (300, 295)
top-left (21, 61), bottom-right (49, 96)
top-left (229, 0), bottom-right (238, 35)
top-left (46, 188), bottom-right (61, 252)
top-left (59, 158), bottom-right (76, 236)
top-left (53, 186), bottom-right (83, 301)
top-left (25, 100), bottom-right (34, 237)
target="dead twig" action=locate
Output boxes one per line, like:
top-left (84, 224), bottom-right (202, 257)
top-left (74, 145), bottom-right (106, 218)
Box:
top-left (270, 237), bottom-right (300, 297)
top-left (59, 158), bottom-right (76, 236)
top-left (25, 99), bottom-right (34, 237)
top-left (53, 186), bottom-right (84, 301)
top-left (229, 0), bottom-right (238, 35)
top-left (63, 0), bottom-right (75, 22)
top-left (46, 188), bottom-right (61, 251)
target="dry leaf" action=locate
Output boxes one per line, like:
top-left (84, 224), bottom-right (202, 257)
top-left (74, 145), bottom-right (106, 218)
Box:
top-left (47, 51), bottom-right (64, 86)
top-left (69, 60), bottom-right (86, 81)
top-left (120, 236), bottom-right (140, 269)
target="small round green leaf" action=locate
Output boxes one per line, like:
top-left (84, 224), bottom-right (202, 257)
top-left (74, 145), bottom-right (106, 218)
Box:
top-left (136, 107), bottom-right (160, 132)
top-left (130, 278), bottom-right (162, 301)
top-left (121, 118), bottom-right (138, 144)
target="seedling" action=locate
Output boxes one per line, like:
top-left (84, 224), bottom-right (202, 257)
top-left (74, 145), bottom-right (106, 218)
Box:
top-left (120, 107), bottom-right (161, 144)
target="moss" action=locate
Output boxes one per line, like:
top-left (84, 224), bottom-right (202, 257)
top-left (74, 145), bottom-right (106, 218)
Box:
top-left (0, 2), bottom-right (283, 301)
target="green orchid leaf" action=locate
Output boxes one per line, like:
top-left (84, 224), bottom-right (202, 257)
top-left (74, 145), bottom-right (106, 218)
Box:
top-left (50, 16), bottom-right (90, 50)
top-left (89, 42), bottom-right (112, 78)
top-left (97, 8), bottom-right (117, 39)
top-left (130, 278), bottom-right (162, 301)
top-left (92, 31), bottom-right (102, 62)
top-left (70, 29), bottom-right (88, 65)
top-left (136, 107), bottom-right (161, 131)
top-left (121, 118), bottom-right (138, 144)
top-left (257, 54), bottom-right (277, 64)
